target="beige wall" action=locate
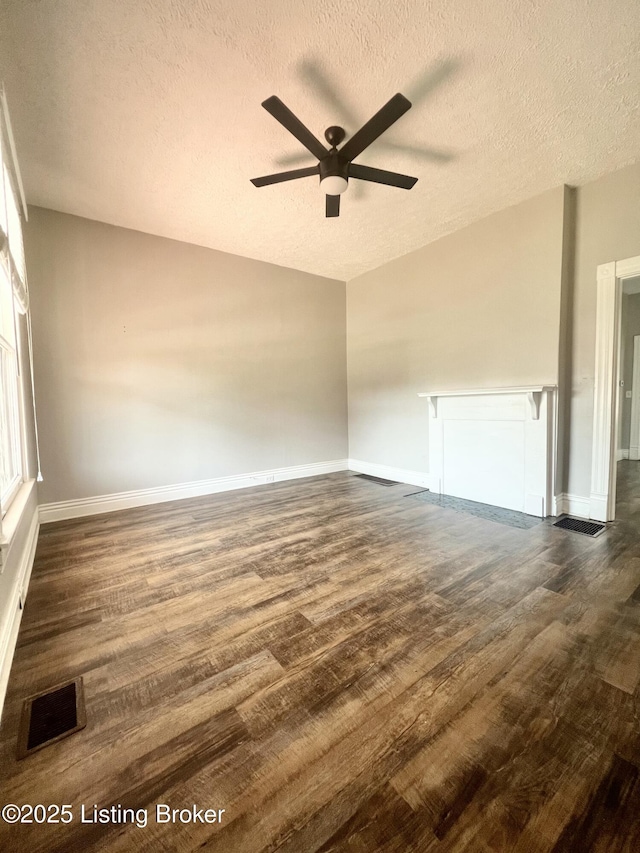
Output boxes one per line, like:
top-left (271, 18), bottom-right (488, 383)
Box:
top-left (566, 162), bottom-right (640, 498)
top-left (24, 208), bottom-right (347, 504)
top-left (619, 291), bottom-right (640, 451)
top-left (347, 187), bottom-right (566, 473)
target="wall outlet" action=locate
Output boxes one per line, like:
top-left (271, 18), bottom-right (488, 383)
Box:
top-left (252, 474), bottom-right (275, 484)
top-left (626, 391), bottom-right (632, 398)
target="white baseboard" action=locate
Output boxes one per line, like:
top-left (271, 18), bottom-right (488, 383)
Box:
top-left (617, 449), bottom-right (630, 461)
top-left (39, 459), bottom-right (349, 523)
top-left (589, 493), bottom-right (609, 522)
top-left (0, 507), bottom-right (40, 721)
top-left (348, 458), bottom-right (432, 489)
top-left (554, 493), bottom-right (591, 519)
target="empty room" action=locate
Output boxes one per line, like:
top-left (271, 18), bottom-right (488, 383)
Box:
top-left (1, 1), bottom-right (640, 850)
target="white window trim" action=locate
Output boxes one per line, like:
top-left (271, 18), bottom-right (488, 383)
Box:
top-left (0, 87), bottom-right (27, 220)
top-left (0, 478), bottom-right (36, 571)
top-left (0, 265), bottom-right (24, 515)
top-left (0, 85), bottom-right (41, 546)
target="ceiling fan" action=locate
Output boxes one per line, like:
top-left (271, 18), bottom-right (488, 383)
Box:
top-left (250, 94), bottom-right (418, 217)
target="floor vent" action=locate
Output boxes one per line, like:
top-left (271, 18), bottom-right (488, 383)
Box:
top-left (17, 677), bottom-right (86, 759)
top-left (354, 473), bottom-right (399, 486)
top-left (553, 516), bottom-right (606, 537)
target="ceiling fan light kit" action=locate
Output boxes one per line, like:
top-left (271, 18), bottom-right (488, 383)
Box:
top-left (319, 147), bottom-right (348, 195)
top-left (320, 175), bottom-right (348, 195)
top-left (251, 93), bottom-right (418, 217)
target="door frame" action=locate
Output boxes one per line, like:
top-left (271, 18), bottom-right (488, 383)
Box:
top-left (630, 335), bottom-right (640, 461)
top-left (591, 255), bottom-right (640, 520)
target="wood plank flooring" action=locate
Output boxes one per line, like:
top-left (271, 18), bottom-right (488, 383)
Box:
top-left (1, 465), bottom-right (640, 851)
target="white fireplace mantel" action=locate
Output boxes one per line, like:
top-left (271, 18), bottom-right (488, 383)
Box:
top-left (418, 386), bottom-right (556, 420)
top-left (418, 385), bottom-right (557, 517)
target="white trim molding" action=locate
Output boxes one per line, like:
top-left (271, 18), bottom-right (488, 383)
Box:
top-left (1, 481), bottom-right (37, 574)
top-left (554, 493), bottom-right (591, 519)
top-left (38, 460), bottom-right (349, 523)
top-left (0, 505), bottom-right (39, 720)
top-left (591, 255), bottom-right (640, 521)
top-left (418, 386), bottom-right (555, 421)
top-left (630, 335), bottom-right (640, 461)
top-left (348, 459), bottom-right (433, 490)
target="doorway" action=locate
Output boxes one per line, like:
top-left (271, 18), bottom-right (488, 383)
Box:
top-left (590, 258), bottom-right (640, 521)
top-left (629, 333), bottom-right (640, 461)
top-left (615, 286), bottom-right (640, 519)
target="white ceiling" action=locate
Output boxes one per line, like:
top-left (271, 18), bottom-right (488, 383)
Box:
top-left (0, 0), bottom-right (639, 281)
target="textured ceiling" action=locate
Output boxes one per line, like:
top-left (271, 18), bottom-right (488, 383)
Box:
top-left (0, 0), bottom-right (639, 281)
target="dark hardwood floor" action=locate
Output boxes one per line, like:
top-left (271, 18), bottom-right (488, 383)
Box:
top-left (1, 465), bottom-right (640, 851)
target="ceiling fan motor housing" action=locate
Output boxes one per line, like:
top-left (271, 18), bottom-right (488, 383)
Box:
top-left (319, 151), bottom-right (348, 183)
top-left (324, 125), bottom-right (346, 147)
top-left (319, 151), bottom-right (349, 195)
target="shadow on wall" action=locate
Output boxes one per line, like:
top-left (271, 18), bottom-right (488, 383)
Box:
top-left (63, 330), bottom-right (344, 489)
top-left (34, 267), bottom-right (347, 499)
top-left (348, 338), bottom-right (419, 392)
top-left (349, 331), bottom-right (530, 396)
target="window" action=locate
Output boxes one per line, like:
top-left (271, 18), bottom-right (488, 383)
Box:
top-left (0, 264), bottom-right (22, 507)
top-left (0, 89), bottom-right (32, 515)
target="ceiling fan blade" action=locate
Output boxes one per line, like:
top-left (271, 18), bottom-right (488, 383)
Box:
top-left (251, 166), bottom-right (318, 187)
top-left (262, 96), bottom-right (328, 160)
top-left (375, 140), bottom-right (455, 163)
top-left (339, 93), bottom-right (412, 162)
top-left (326, 194), bottom-right (340, 217)
top-left (349, 163), bottom-right (417, 189)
